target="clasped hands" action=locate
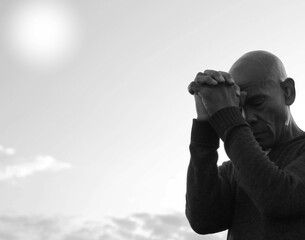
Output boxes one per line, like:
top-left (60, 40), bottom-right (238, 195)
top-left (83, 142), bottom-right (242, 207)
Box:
top-left (188, 70), bottom-right (245, 121)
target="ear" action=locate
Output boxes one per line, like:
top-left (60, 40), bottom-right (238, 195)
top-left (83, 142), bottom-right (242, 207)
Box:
top-left (280, 78), bottom-right (295, 106)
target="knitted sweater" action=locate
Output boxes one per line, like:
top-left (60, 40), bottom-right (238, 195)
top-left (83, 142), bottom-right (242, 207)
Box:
top-left (186, 107), bottom-right (305, 240)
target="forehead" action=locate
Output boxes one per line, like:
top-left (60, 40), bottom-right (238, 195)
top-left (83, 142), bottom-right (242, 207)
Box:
top-left (230, 55), bottom-right (284, 92)
top-left (240, 80), bottom-right (281, 98)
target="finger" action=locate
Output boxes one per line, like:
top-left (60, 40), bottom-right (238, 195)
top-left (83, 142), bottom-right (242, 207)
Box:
top-left (195, 75), bottom-right (218, 85)
top-left (219, 71), bottom-right (235, 85)
top-left (233, 84), bottom-right (240, 97)
top-left (188, 81), bottom-right (202, 95)
top-left (204, 69), bottom-right (225, 83)
top-left (195, 72), bottom-right (207, 78)
top-left (240, 91), bottom-right (247, 107)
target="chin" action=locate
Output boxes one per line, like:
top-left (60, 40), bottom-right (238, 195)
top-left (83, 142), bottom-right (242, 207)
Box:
top-left (257, 139), bottom-right (273, 151)
top-left (255, 132), bottom-right (275, 151)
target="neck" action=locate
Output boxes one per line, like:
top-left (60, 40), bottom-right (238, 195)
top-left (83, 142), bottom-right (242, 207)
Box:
top-left (279, 114), bottom-right (304, 145)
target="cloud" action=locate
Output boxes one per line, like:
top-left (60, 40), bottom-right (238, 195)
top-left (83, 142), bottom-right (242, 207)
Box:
top-left (0, 212), bottom-right (227, 240)
top-left (0, 145), bottom-right (16, 156)
top-left (0, 214), bottom-right (69, 240)
top-left (0, 155), bottom-right (71, 181)
top-left (100, 212), bottom-right (226, 240)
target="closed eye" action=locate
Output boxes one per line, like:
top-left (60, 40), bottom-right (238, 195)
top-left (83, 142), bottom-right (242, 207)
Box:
top-left (247, 96), bottom-right (265, 107)
top-left (251, 100), bottom-right (264, 107)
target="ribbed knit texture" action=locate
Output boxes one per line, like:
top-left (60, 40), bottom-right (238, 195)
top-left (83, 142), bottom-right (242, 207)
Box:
top-left (209, 106), bottom-right (249, 140)
top-left (191, 119), bottom-right (219, 146)
top-left (186, 107), bottom-right (305, 240)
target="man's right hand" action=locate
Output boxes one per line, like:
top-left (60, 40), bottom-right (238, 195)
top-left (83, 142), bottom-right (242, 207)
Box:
top-left (188, 70), bottom-right (236, 121)
top-left (194, 94), bottom-right (209, 121)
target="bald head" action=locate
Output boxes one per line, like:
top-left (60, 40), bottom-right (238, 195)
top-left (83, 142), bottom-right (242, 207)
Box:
top-left (227, 51), bottom-right (301, 149)
top-left (229, 51), bottom-right (287, 87)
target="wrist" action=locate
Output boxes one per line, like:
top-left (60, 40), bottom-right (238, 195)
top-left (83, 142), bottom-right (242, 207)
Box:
top-left (197, 115), bottom-right (209, 121)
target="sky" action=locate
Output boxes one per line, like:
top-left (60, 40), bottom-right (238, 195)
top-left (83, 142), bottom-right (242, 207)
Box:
top-left (1, 0), bottom-right (305, 239)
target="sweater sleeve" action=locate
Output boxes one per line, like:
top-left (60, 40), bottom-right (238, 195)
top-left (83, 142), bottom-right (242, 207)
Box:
top-left (209, 107), bottom-right (305, 219)
top-left (185, 119), bottom-right (235, 234)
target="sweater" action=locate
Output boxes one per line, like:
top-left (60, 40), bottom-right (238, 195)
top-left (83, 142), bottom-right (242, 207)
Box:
top-left (186, 107), bottom-right (305, 240)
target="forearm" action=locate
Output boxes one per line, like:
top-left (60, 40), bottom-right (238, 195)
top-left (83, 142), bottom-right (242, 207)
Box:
top-left (210, 107), bottom-right (305, 218)
top-left (186, 120), bottom-right (233, 233)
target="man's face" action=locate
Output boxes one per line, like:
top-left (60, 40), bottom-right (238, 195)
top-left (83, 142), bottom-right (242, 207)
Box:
top-left (239, 81), bottom-right (288, 150)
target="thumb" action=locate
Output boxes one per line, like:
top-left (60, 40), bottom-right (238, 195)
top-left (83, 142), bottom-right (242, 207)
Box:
top-left (188, 81), bottom-right (202, 95)
top-left (240, 91), bottom-right (247, 107)
top-left (233, 84), bottom-right (240, 97)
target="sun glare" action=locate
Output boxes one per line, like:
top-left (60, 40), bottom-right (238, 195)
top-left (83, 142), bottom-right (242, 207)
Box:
top-left (2, 0), bottom-right (81, 72)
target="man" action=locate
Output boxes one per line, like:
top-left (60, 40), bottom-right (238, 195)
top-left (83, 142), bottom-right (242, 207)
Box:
top-left (186, 50), bottom-right (305, 239)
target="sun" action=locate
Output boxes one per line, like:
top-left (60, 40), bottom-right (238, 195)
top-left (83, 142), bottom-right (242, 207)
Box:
top-left (2, 0), bottom-right (81, 72)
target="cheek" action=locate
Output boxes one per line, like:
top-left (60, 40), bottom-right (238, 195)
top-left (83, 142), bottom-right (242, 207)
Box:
top-left (261, 102), bottom-right (287, 130)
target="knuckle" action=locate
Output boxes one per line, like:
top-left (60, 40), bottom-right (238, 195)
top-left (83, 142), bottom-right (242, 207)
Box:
top-left (205, 70), bottom-right (223, 81)
top-left (206, 77), bottom-right (215, 83)
top-left (195, 72), bottom-right (206, 82)
top-left (204, 69), bottom-right (217, 75)
top-left (196, 72), bottom-right (204, 77)
top-left (196, 75), bottom-right (211, 83)
top-left (205, 76), bottom-right (216, 83)
top-left (189, 81), bottom-right (198, 88)
top-left (219, 71), bottom-right (230, 77)
top-left (220, 71), bottom-right (235, 83)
